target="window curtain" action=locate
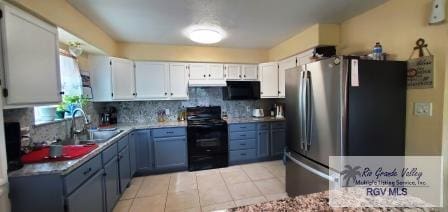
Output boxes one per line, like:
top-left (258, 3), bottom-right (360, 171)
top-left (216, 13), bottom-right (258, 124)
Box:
top-left (59, 55), bottom-right (82, 96)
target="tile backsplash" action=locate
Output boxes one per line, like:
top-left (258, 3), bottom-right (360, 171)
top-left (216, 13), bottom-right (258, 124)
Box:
top-left (3, 103), bottom-right (102, 143)
top-left (3, 87), bottom-right (280, 142)
top-left (103, 87), bottom-right (278, 123)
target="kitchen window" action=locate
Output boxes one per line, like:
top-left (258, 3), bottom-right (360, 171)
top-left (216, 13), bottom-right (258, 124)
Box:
top-left (34, 51), bottom-right (83, 125)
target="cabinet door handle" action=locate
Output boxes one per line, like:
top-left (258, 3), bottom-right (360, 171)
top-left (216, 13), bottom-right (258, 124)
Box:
top-left (244, 75), bottom-right (246, 78)
top-left (203, 74), bottom-right (206, 78)
top-left (165, 92), bottom-right (168, 96)
top-left (239, 74), bottom-right (242, 78)
top-left (59, 91), bottom-right (65, 95)
top-left (83, 168), bottom-right (92, 175)
top-left (170, 93), bottom-right (173, 96)
top-left (208, 74), bottom-right (211, 77)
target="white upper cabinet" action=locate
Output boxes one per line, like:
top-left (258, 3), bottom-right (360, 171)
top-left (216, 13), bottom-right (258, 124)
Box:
top-left (134, 62), bottom-right (169, 99)
top-left (259, 62), bottom-right (279, 98)
top-left (224, 64), bottom-right (241, 80)
top-left (169, 63), bottom-right (189, 100)
top-left (278, 56), bottom-right (297, 98)
top-left (111, 57), bottom-right (135, 100)
top-left (207, 64), bottom-right (224, 80)
top-left (189, 63), bottom-right (208, 80)
top-left (242, 65), bottom-right (258, 80)
top-left (224, 64), bottom-right (258, 81)
top-left (89, 55), bottom-right (112, 102)
top-left (1, 4), bottom-right (61, 106)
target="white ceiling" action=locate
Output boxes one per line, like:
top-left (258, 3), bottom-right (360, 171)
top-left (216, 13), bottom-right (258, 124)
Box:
top-left (68, 0), bottom-right (386, 48)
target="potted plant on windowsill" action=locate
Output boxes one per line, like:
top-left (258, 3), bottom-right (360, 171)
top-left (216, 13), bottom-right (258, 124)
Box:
top-left (55, 102), bottom-right (66, 120)
top-left (56, 95), bottom-right (88, 119)
top-left (63, 95), bottom-right (88, 116)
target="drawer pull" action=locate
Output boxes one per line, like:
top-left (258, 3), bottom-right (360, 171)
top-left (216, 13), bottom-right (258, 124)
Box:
top-left (240, 126), bottom-right (247, 129)
top-left (166, 131), bottom-right (174, 134)
top-left (240, 143), bottom-right (246, 146)
top-left (83, 168), bottom-right (92, 175)
top-left (240, 134), bottom-right (246, 137)
top-left (240, 153), bottom-right (247, 156)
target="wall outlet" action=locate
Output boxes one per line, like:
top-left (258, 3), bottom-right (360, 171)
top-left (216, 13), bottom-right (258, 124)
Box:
top-left (414, 102), bottom-right (432, 117)
top-left (165, 109), bottom-right (170, 115)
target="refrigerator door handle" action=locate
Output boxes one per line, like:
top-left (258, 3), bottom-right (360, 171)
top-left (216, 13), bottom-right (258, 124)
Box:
top-left (304, 71), bottom-right (312, 151)
top-left (298, 70), bottom-right (306, 151)
top-left (286, 152), bottom-right (338, 182)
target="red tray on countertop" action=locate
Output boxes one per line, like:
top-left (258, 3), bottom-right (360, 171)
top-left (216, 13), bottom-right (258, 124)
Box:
top-left (21, 144), bottom-right (99, 164)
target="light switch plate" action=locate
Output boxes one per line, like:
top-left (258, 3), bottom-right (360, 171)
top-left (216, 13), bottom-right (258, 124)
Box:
top-left (414, 102), bottom-right (432, 117)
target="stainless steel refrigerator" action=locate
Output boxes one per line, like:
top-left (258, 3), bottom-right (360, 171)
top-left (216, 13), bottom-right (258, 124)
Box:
top-left (285, 56), bottom-right (407, 196)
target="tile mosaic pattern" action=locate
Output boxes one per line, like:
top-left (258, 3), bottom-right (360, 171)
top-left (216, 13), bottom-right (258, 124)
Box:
top-left (3, 103), bottom-right (103, 143)
top-left (113, 160), bottom-right (287, 212)
top-left (105, 87), bottom-right (276, 123)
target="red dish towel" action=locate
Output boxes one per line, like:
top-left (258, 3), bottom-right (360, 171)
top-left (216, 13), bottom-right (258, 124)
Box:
top-left (22, 144), bottom-right (98, 164)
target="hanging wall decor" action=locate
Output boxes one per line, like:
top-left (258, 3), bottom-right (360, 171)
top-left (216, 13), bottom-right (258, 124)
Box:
top-left (407, 38), bottom-right (434, 89)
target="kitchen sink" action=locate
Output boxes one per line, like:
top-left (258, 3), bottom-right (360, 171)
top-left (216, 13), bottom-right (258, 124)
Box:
top-left (61, 129), bottom-right (124, 145)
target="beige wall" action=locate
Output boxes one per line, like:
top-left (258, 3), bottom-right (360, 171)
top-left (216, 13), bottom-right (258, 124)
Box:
top-left (7, 0), bottom-right (118, 56)
top-left (268, 24), bottom-right (340, 61)
top-left (118, 42), bottom-right (268, 63)
top-left (340, 0), bottom-right (448, 155)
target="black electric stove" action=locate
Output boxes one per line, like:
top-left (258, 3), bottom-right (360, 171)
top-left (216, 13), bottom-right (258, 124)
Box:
top-left (187, 106), bottom-right (228, 171)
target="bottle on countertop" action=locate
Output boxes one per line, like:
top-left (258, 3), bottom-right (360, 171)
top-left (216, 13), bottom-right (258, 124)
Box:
top-left (372, 42), bottom-right (383, 60)
top-left (270, 104), bottom-right (276, 117)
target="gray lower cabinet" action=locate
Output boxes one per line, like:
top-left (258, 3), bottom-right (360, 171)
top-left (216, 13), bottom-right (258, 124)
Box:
top-left (128, 133), bottom-right (137, 176)
top-left (257, 130), bottom-right (270, 158)
top-left (270, 128), bottom-right (286, 157)
top-left (104, 156), bottom-right (120, 212)
top-left (66, 169), bottom-right (105, 212)
top-left (229, 123), bottom-right (257, 163)
top-left (132, 130), bottom-right (153, 172)
top-left (118, 145), bottom-right (131, 193)
top-left (153, 136), bottom-right (187, 169)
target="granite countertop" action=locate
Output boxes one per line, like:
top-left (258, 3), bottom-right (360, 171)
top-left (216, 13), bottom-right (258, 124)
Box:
top-left (8, 121), bottom-right (187, 178)
top-left (8, 117), bottom-right (282, 178)
top-left (225, 116), bottom-right (286, 124)
top-left (231, 191), bottom-right (437, 212)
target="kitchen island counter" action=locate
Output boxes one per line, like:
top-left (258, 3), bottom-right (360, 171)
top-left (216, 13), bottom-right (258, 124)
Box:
top-left (231, 191), bottom-right (436, 212)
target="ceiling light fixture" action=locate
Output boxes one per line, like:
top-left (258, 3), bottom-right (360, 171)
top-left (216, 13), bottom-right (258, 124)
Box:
top-left (189, 29), bottom-right (223, 44)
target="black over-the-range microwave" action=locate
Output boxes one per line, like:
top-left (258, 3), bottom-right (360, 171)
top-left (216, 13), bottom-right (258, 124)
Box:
top-left (222, 81), bottom-right (260, 100)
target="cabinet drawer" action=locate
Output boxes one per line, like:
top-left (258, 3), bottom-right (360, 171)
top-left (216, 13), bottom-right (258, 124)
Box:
top-left (230, 131), bottom-right (256, 140)
top-left (229, 139), bottom-right (256, 150)
top-left (229, 149), bottom-right (256, 162)
top-left (229, 123), bottom-right (256, 132)
top-left (258, 123), bottom-right (270, 130)
top-left (64, 154), bottom-right (102, 195)
top-left (118, 135), bottom-right (129, 151)
top-left (152, 127), bottom-right (186, 138)
top-left (102, 143), bottom-right (117, 165)
top-left (271, 122), bottom-right (286, 129)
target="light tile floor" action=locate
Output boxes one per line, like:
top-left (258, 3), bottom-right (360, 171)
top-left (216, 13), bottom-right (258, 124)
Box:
top-left (113, 160), bottom-right (288, 212)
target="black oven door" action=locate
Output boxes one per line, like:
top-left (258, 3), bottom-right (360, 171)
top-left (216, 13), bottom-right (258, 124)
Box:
top-left (187, 124), bottom-right (228, 170)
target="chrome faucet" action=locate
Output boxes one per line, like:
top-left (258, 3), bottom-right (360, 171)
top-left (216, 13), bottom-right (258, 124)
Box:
top-left (70, 108), bottom-right (90, 139)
